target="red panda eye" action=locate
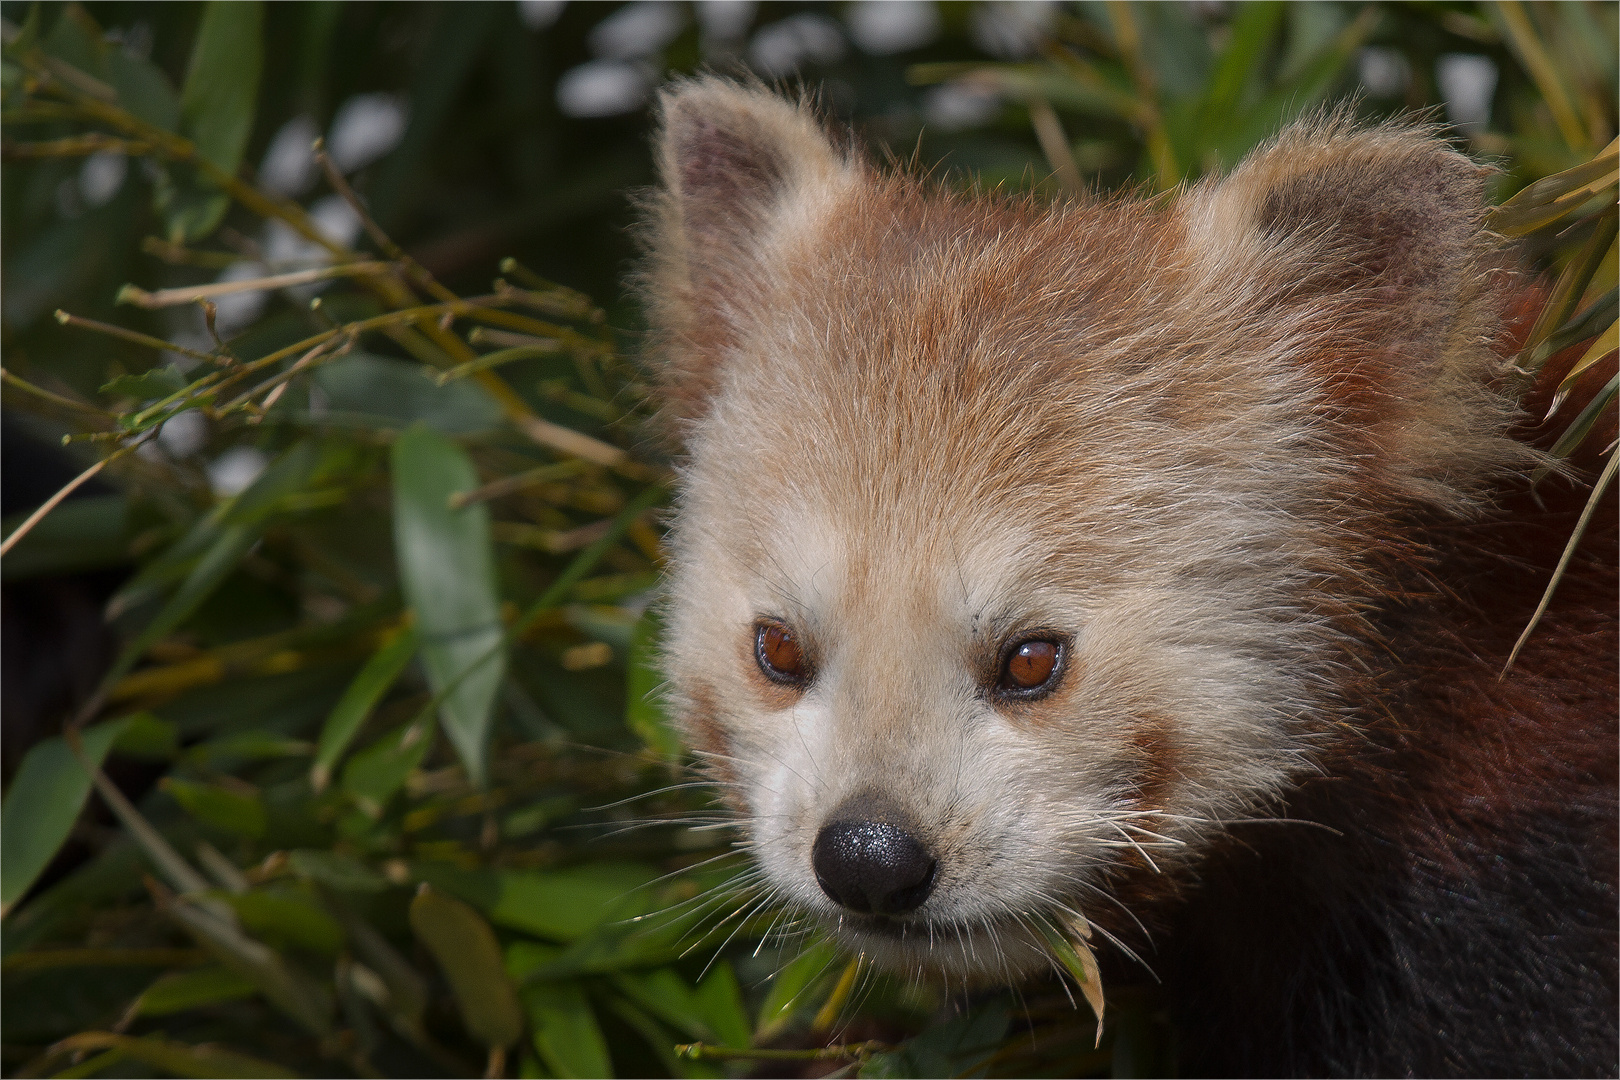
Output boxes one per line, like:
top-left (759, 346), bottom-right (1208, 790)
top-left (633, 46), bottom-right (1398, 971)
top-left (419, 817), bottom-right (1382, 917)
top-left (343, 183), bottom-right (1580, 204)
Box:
top-left (756, 622), bottom-right (809, 685)
top-left (1000, 639), bottom-right (1063, 694)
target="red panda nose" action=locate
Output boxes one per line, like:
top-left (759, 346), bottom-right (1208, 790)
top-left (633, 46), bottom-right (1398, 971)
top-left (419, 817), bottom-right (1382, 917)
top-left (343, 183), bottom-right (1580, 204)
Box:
top-left (812, 818), bottom-right (938, 915)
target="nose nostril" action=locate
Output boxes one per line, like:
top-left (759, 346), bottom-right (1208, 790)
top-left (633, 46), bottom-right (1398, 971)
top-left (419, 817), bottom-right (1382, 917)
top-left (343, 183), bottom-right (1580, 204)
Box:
top-left (811, 819), bottom-right (938, 915)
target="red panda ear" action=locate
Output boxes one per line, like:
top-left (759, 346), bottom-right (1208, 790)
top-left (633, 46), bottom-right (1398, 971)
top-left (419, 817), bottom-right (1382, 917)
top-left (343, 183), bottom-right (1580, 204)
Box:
top-left (644, 79), bottom-right (858, 435)
top-left (1184, 118), bottom-right (1494, 356)
top-left (1181, 119), bottom-right (1522, 512)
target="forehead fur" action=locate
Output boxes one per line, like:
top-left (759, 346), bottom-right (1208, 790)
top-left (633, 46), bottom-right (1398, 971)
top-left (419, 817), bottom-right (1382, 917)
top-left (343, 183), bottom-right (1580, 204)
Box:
top-left (646, 81), bottom-right (1533, 529)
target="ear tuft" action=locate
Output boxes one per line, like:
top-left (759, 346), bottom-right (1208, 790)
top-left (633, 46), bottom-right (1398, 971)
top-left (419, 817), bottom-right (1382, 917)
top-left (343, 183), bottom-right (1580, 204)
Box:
top-left (643, 79), bottom-right (858, 436)
top-left (1188, 116), bottom-right (1493, 313)
top-left (1183, 116), bottom-right (1529, 513)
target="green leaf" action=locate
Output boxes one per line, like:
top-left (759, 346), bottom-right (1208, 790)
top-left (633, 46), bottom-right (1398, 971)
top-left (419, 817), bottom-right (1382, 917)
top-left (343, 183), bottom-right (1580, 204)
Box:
top-left (415, 861), bottom-right (659, 941)
top-left (160, 778), bottom-right (267, 838)
top-left (504, 939), bottom-right (566, 982)
top-left (0, 715), bottom-right (132, 912)
top-left (756, 939), bottom-right (841, 1041)
top-left (392, 424), bottom-right (506, 786)
top-left (108, 442), bottom-right (320, 684)
top-left (180, 0), bottom-right (264, 174)
top-left (41, 4), bottom-right (106, 78)
top-left (111, 710), bottom-right (180, 759)
top-left (522, 981), bottom-right (613, 1079)
top-left (695, 961), bottom-right (752, 1049)
top-left (487, 865), bottom-right (658, 941)
top-left (341, 708), bottom-right (435, 817)
top-left (42, 1033), bottom-right (298, 1080)
top-left (134, 965), bottom-right (258, 1016)
top-left (306, 352), bottom-right (504, 433)
top-left (223, 887), bottom-right (345, 954)
top-left (107, 47), bottom-right (181, 131)
top-left (312, 624), bottom-right (418, 791)
top-left (286, 849), bottom-right (388, 893)
top-left (409, 885), bottom-right (525, 1050)
top-left (1547, 372), bottom-right (1619, 460)
top-left (859, 1000), bottom-right (1010, 1080)
top-left (101, 364), bottom-right (188, 400)
top-left (611, 967), bottom-right (714, 1042)
top-left (158, 888), bottom-right (334, 1037)
top-left (164, 1), bottom-right (262, 240)
top-left (626, 608), bottom-right (683, 759)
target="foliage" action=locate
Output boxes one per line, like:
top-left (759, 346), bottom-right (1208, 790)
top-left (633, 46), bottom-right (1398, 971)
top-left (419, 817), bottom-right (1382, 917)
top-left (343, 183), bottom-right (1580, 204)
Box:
top-left (0, 3), bottom-right (1613, 1078)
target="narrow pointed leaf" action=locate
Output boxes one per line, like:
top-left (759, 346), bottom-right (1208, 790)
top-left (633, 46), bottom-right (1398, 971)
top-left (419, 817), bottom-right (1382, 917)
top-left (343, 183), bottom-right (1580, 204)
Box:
top-left (180, 1), bottom-right (263, 172)
top-left (522, 981), bottom-right (612, 1079)
top-left (341, 708), bottom-right (435, 817)
top-left (312, 624), bottom-right (418, 790)
top-left (42, 1033), bottom-right (297, 1080)
top-left (391, 425), bottom-right (505, 785)
top-left (0, 715), bottom-right (132, 912)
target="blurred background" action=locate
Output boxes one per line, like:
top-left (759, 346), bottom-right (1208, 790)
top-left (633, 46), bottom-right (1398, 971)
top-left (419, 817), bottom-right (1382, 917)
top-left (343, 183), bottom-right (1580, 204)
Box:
top-left (2, 3), bottom-right (1614, 1078)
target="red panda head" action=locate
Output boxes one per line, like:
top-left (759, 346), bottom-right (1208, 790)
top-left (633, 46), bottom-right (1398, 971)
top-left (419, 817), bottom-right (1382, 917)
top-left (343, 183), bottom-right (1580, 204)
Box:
top-left (642, 78), bottom-right (1535, 979)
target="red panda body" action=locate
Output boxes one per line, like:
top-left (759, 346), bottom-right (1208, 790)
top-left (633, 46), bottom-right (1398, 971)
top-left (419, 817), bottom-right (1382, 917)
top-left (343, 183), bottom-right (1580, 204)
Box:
top-left (642, 78), bottom-right (1618, 1077)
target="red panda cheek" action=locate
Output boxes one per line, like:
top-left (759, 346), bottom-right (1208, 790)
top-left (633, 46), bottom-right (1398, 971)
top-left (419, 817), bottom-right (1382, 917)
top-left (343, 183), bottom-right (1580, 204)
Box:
top-left (683, 683), bottom-right (750, 816)
top-left (1126, 712), bottom-right (1182, 814)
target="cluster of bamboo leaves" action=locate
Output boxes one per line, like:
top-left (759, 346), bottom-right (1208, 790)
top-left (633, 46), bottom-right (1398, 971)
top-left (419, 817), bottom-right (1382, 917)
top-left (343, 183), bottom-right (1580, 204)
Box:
top-left (0, 3), bottom-right (1613, 1079)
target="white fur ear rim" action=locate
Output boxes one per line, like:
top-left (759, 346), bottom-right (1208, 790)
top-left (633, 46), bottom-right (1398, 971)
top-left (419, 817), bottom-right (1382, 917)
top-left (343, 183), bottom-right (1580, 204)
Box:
top-left (655, 78), bottom-right (856, 242)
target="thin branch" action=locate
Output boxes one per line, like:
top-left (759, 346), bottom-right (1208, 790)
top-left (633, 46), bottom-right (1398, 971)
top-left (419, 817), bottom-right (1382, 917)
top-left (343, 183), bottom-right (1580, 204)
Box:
top-left (674, 1041), bottom-right (890, 1064)
top-left (1502, 450), bottom-right (1618, 675)
top-left (1, 133), bottom-right (151, 159)
top-left (116, 262), bottom-right (395, 309)
top-left (1, 454), bottom-right (110, 558)
top-left (1027, 99), bottom-right (1083, 194)
top-left (55, 309), bottom-right (220, 364)
top-left (0, 366), bottom-right (116, 417)
top-left (312, 138), bottom-right (457, 304)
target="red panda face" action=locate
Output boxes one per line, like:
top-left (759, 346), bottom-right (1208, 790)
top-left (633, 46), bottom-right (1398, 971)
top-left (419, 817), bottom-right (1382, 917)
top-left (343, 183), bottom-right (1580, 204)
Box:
top-left (644, 79), bottom-right (1530, 979)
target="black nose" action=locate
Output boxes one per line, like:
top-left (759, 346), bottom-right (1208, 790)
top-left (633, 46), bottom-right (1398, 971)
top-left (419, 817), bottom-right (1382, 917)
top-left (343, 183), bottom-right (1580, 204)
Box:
top-left (812, 814), bottom-right (937, 915)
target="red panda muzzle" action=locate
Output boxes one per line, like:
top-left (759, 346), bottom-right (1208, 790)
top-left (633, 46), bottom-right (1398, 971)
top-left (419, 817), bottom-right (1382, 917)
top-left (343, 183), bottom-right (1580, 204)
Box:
top-left (812, 795), bottom-right (939, 916)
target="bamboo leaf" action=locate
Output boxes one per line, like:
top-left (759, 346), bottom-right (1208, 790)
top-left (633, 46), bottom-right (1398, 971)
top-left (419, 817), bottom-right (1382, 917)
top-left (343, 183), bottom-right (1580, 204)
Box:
top-left (522, 981), bottom-right (612, 1079)
top-left (222, 887), bottom-right (346, 954)
top-left (169, 0), bottom-right (264, 240)
top-left (41, 1032), bottom-right (297, 1079)
top-left (160, 778), bottom-right (266, 838)
top-left (409, 885), bottom-right (524, 1051)
top-left (756, 939), bottom-right (841, 1042)
top-left (106, 442), bottom-right (320, 684)
top-left (391, 424), bottom-right (505, 786)
top-left (1551, 320), bottom-right (1620, 414)
top-left (1533, 286), bottom-right (1617, 370)
top-left (610, 968), bottom-right (715, 1042)
top-left (341, 708), bottom-right (435, 817)
top-left (695, 961), bottom-right (752, 1049)
top-left (1035, 917), bottom-right (1106, 1045)
top-left (133, 965), bottom-right (258, 1016)
top-left (312, 624), bottom-right (418, 791)
top-left (1547, 372), bottom-right (1619, 461)
top-left (0, 715), bottom-right (132, 912)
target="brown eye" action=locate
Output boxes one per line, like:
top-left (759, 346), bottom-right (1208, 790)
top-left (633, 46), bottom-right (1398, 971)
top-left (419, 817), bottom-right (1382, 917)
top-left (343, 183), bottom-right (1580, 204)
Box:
top-left (999, 639), bottom-right (1063, 696)
top-left (756, 621), bottom-right (810, 686)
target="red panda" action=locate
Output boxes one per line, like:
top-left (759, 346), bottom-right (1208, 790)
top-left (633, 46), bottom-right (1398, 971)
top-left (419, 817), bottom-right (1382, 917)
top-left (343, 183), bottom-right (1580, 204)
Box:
top-left (641, 78), bottom-right (1618, 1077)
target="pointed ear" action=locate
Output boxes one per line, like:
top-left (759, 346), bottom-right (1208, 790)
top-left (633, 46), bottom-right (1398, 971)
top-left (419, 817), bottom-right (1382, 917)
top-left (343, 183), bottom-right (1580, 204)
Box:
top-left (642, 78), bottom-right (858, 434)
top-left (1180, 119), bottom-right (1521, 511)
top-left (1184, 118), bottom-right (1495, 351)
